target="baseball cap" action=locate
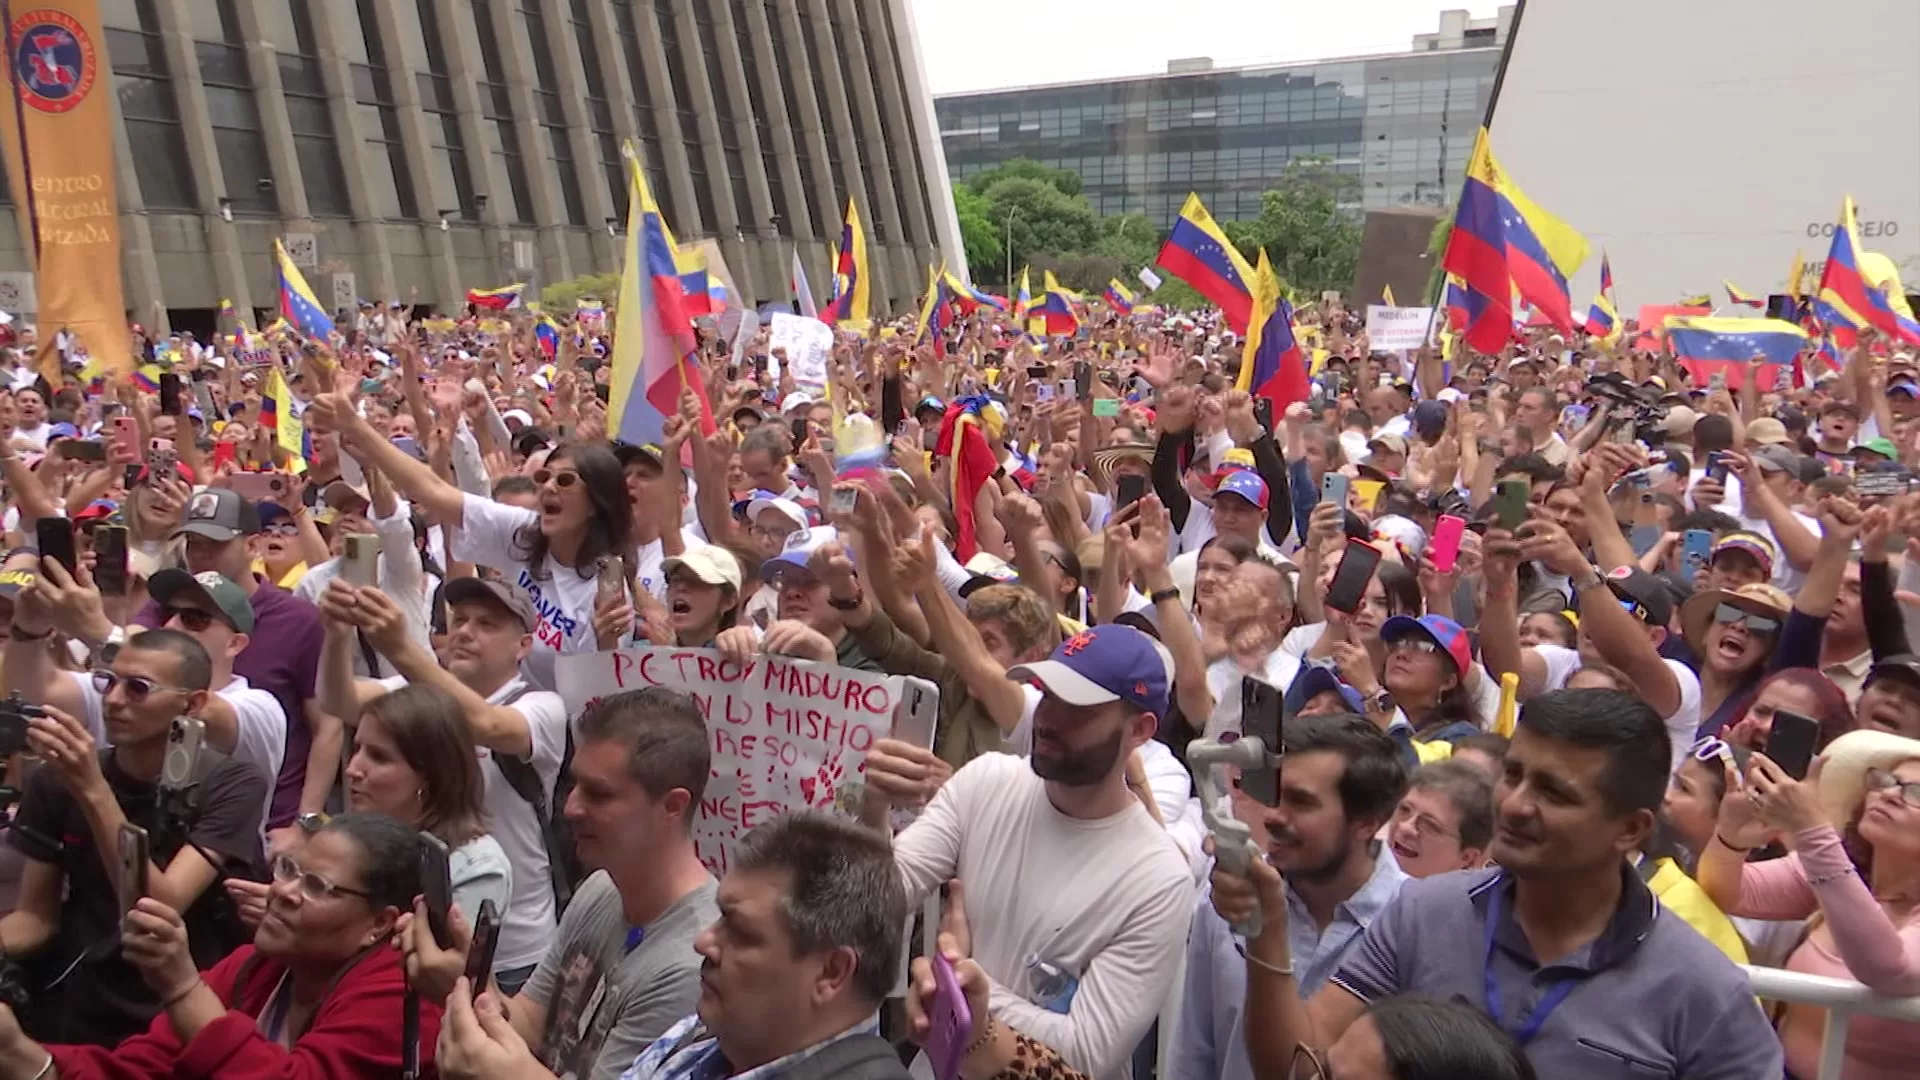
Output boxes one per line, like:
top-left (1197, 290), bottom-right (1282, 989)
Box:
top-left (915, 396), bottom-right (946, 418)
top-left (442, 576), bottom-right (536, 631)
top-left (72, 499), bottom-right (118, 525)
top-left (1604, 566), bottom-right (1674, 627)
top-left (1007, 624), bottom-right (1172, 719)
top-left (1412, 400), bottom-right (1450, 440)
top-left (1745, 417), bottom-right (1790, 446)
top-left (1381, 614), bottom-right (1472, 675)
top-left (1214, 470), bottom-right (1269, 509)
top-left (1867, 653), bottom-right (1920, 693)
top-left (0, 563), bottom-right (34, 601)
top-left (46, 422), bottom-right (78, 442)
top-left (612, 441), bottom-right (666, 471)
top-left (662, 544), bottom-right (744, 592)
top-left (760, 524), bottom-right (843, 584)
top-left (1711, 531), bottom-right (1777, 577)
top-left (1889, 379), bottom-right (1919, 399)
top-left (1750, 444), bottom-right (1800, 474)
top-left (745, 492), bottom-right (808, 532)
top-left (174, 487), bottom-right (261, 542)
top-left (1660, 406), bottom-right (1700, 438)
top-left (148, 568), bottom-right (255, 634)
top-left (1281, 665), bottom-right (1366, 715)
top-left (1367, 433), bottom-right (1409, 457)
top-left (1852, 437), bottom-right (1898, 461)
top-left (781, 392), bottom-right (815, 414)
top-left (322, 480), bottom-right (371, 511)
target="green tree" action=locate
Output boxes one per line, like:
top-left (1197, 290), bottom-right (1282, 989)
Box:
top-left (1089, 212), bottom-right (1159, 274)
top-left (1228, 157), bottom-right (1362, 297)
top-left (541, 272), bottom-right (620, 312)
top-left (1425, 213), bottom-right (1453, 300)
top-left (952, 182), bottom-right (1002, 281)
top-left (965, 157), bottom-right (1083, 198)
top-left (978, 175), bottom-right (1098, 288)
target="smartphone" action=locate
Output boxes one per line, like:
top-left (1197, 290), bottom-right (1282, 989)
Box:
top-left (160, 717), bottom-right (206, 791)
top-left (463, 898), bottom-right (502, 985)
top-left (1767, 709), bottom-right (1821, 780)
top-left (226, 472), bottom-right (291, 502)
top-left (1238, 676), bottom-right (1284, 807)
top-left (342, 533), bottom-right (381, 588)
top-left (146, 437), bottom-right (178, 487)
top-left (116, 823), bottom-right (149, 917)
top-left (925, 950), bottom-right (974, 1080)
top-left (1074, 361), bottom-right (1092, 399)
top-left (112, 415), bottom-right (139, 461)
top-left (1321, 472), bottom-right (1350, 508)
top-left (1679, 529), bottom-right (1714, 584)
top-left (211, 440), bottom-right (237, 471)
top-left (1494, 478), bottom-right (1531, 530)
top-left (1429, 514), bottom-right (1466, 574)
top-left (61, 439), bottom-right (105, 463)
top-left (1033, 381), bottom-right (1054, 403)
top-left (93, 524), bottom-right (129, 596)
top-left (789, 416), bottom-right (808, 450)
top-left (1092, 398), bottom-right (1121, 418)
top-left (35, 517), bottom-right (76, 576)
top-left (890, 676), bottom-right (938, 750)
top-left (1324, 539), bottom-right (1384, 615)
top-left (1115, 473), bottom-right (1147, 515)
top-left (1253, 397), bottom-right (1274, 432)
top-left (158, 372), bottom-right (183, 416)
top-left (1024, 364), bottom-right (1048, 379)
top-left (829, 485), bottom-right (859, 517)
top-left (419, 834), bottom-right (455, 948)
top-left (1706, 451), bottom-right (1729, 485)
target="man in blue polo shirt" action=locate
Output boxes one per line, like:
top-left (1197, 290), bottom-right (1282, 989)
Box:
top-left (1212, 687), bottom-right (1781, 1078)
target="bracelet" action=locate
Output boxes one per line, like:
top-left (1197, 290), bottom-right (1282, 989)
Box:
top-left (963, 1014), bottom-right (997, 1058)
top-left (7, 625), bottom-right (50, 642)
top-left (161, 978), bottom-right (204, 1009)
top-left (1714, 833), bottom-right (1755, 853)
top-left (1246, 951), bottom-right (1294, 977)
top-left (1148, 587), bottom-right (1181, 605)
top-left (1807, 867), bottom-right (1857, 887)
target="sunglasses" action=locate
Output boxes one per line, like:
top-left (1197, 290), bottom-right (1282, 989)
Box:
top-left (270, 853), bottom-right (371, 901)
top-left (261, 521), bottom-right (299, 537)
top-left (91, 669), bottom-right (194, 701)
top-left (1864, 767), bottom-right (1920, 810)
top-left (531, 469), bottom-right (580, 488)
top-left (1714, 604), bottom-right (1779, 635)
top-left (162, 606), bottom-right (220, 632)
top-left (1689, 735), bottom-right (1737, 771)
top-left (1387, 638), bottom-right (1440, 656)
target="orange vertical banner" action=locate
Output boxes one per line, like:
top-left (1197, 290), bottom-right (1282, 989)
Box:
top-left (0, 1), bottom-right (129, 381)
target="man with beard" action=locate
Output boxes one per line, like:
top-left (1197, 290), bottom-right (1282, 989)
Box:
top-left (402, 687), bottom-right (717, 1080)
top-left (1213, 688), bottom-right (1779, 1079)
top-left (860, 623), bottom-right (1192, 1080)
top-left (1169, 712), bottom-right (1406, 1080)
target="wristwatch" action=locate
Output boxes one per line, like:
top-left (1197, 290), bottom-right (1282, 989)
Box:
top-left (826, 593), bottom-right (864, 611)
top-left (1360, 687), bottom-right (1393, 713)
top-left (1571, 568), bottom-right (1606, 595)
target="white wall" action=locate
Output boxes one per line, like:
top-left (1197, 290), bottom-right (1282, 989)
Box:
top-left (1489, 0), bottom-right (1920, 312)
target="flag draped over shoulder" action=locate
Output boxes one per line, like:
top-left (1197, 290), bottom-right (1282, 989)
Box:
top-left (935, 396), bottom-right (1002, 562)
top-left (608, 144), bottom-right (714, 446)
top-left (1156, 193), bottom-right (1256, 332)
top-left (276, 238), bottom-right (336, 340)
top-left (1236, 250), bottom-right (1307, 410)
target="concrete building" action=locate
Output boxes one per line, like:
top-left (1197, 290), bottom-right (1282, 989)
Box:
top-left (0, 0), bottom-right (963, 333)
top-left (934, 8), bottom-right (1513, 228)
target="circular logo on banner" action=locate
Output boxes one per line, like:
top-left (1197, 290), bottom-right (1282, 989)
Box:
top-left (11, 11), bottom-right (96, 114)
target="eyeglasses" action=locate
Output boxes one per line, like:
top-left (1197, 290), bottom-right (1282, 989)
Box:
top-left (261, 521), bottom-right (299, 537)
top-left (1715, 604), bottom-right (1780, 635)
top-left (271, 853), bottom-right (371, 901)
top-left (750, 523), bottom-right (797, 542)
top-left (1386, 638), bottom-right (1441, 657)
top-left (1289, 1044), bottom-right (1330, 1080)
top-left (1864, 767), bottom-right (1920, 810)
top-left (1391, 801), bottom-right (1458, 840)
top-left (91, 669), bottom-right (194, 701)
top-left (162, 606), bottom-right (218, 633)
top-left (531, 469), bottom-right (580, 488)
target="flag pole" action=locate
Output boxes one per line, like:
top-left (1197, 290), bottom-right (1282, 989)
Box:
top-left (2, 0), bottom-right (43, 264)
top-left (1423, 0), bottom-right (1529, 313)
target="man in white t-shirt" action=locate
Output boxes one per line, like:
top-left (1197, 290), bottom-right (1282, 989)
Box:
top-left (861, 624), bottom-right (1192, 1080)
top-left (318, 576), bottom-right (569, 995)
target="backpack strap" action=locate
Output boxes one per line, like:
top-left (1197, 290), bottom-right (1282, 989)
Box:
top-left (488, 684), bottom-right (572, 911)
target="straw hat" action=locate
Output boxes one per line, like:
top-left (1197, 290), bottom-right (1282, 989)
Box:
top-left (1680, 582), bottom-right (1791, 654)
top-left (1817, 729), bottom-right (1920, 829)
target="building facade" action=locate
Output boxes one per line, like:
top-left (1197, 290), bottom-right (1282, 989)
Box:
top-left (0, 0), bottom-right (961, 331)
top-left (934, 8), bottom-right (1512, 228)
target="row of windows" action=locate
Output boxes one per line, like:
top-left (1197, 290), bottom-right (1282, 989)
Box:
top-left (82, 0), bottom-right (928, 254)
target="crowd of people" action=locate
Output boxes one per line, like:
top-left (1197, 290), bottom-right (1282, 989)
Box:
top-left (0, 290), bottom-right (1909, 1080)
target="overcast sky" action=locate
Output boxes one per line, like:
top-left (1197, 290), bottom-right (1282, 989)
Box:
top-left (910, 1), bottom-right (1505, 96)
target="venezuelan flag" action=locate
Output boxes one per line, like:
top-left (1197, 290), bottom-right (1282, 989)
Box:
top-left (534, 315), bottom-right (561, 358)
top-left (1725, 280), bottom-right (1763, 309)
top-left (1677, 293), bottom-right (1712, 308)
top-left (1486, 133), bottom-right (1587, 333)
top-left (1599, 254), bottom-right (1614, 296)
top-left (1666, 315), bottom-right (1806, 390)
top-left (1443, 276), bottom-right (1470, 332)
top-left (275, 239), bottom-right (336, 341)
top-left (935, 396), bottom-right (1003, 561)
top-left (1104, 279), bottom-right (1135, 315)
top-left (826, 199), bottom-right (871, 330)
top-left (1014, 267), bottom-right (1032, 323)
top-left (1587, 295), bottom-right (1619, 344)
top-left (1440, 136), bottom-right (1516, 353)
top-left (608, 143), bottom-right (714, 447)
top-left (576, 298), bottom-right (606, 322)
top-left (915, 266), bottom-right (954, 359)
top-left (705, 275), bottom-right (728, 312)
top-left (1237, 249), bottom-right (1307, 410)
top-left (133, 364), bottom-right (163, 392)
top-left (942, 270), bottom-right (1006, 315)
top-left (466, 283), bottom-right (525, 310)
top-left (259, 367), bottom-right (283, 429)
top-left (1029, 271), bottom-right (1080, 336)
top-left (1382, 284), bottom-right (1398, 306)
top-left (1156, 193), bottom-right (1257, 332)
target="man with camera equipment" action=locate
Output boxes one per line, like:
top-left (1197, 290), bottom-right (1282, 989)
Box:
top-left (0, 621), bottom-right (266, 1046)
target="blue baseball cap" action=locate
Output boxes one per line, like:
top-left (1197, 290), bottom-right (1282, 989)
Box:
top-left (1007, 624), bottom-right (1172, 718)
top-left (1214, 470), bottom-right (1269, 509)
top-left (46, 422), bottom-right (78, 441)
top-left (760, 525), bottom-right (845, 584)
top-left (1282, 665), bottom-right (1366, 715)
top-left (1381, 614), bottom-right (1473, 675)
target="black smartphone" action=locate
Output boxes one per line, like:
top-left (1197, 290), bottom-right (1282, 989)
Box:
top-left (61, 440), bottom-right (105, 463)
top-left (463, 899), bottom-right (502, 985)
top-left (35, 517), bottom-right (76, 577)
top-left (1324, 538), bottom-right (1384, 615)
top-left (1074, 361), bottom-right (1092, 399)
top-left (1767, 709), bottom-right (1822, 781)
top-left (93, 524), bottom-right (129, 596)
top-left (1253, 397), bottom-right (1274, 432)
top-left (420, 836), bottom-right (455, 948)
top-left (1115, 473), bottom-right (1148, 515)
top-left (1238, 677), bottom-right (1284, 807)
top-left (1706, 450), bottom-right (1729, 485)
top-left (158, 372), bottom-right (183, 416)
top-left (1025, 364), bottom-right (1048, 379)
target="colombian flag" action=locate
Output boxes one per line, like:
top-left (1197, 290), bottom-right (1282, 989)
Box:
top-left (607, 144), bottom-right (714, 447)
top-left (275, 239), bottom-right (336, 341)
top-left (1029, 272), bottom-right (1081, 336)
top-left (1104, 279), bottom-right (1135, 315)
top-left (465, 283), bottom-right (525, 310)
top-left (1237, 250), bottom-right (1307, 410)
top-left (1156, 193), bottom-right (1256, 332)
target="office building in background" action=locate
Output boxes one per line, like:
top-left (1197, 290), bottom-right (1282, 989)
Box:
top-left (934, 8), bottom-right (1511, 226)
top-left (0, 0), bottom-right (962, 330)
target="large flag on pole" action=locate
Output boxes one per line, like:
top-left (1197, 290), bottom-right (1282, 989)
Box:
top-left (275, 238), bottom-right (335, 340)
top-left (608, 144), bottom-right (714, 446)
top-left (826, 199), bottom-right (870, 329)
top-left (1236, 250), bottom-right (1307, 410)
top-left (0, 0), bottom-right (131, 380)
top-left (1155, 193), bottom-right (1256, 332)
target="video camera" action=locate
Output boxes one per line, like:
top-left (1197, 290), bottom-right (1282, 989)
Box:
top-left (1587, 371), bottom-right (1671, 446)
top-left (0, 691), bottom-right (44, 757)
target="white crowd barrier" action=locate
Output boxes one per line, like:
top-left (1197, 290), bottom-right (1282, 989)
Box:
top-left (1743, 964), bottom-right (1920, 1080)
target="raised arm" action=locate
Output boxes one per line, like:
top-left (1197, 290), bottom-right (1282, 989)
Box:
top-left (896, 527), bottom-right (1028, 735)
top-left (303, 387), bottom-right (465, 522)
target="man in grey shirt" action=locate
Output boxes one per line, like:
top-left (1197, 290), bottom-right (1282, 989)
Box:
top-left (405, 688), bottom-right (718, 1080)
top-left (1213, 687), bottom-right (1782, 1079)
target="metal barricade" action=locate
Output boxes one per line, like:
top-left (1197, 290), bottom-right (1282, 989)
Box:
top-left (1742, 964), bottom-right (1920, 1080)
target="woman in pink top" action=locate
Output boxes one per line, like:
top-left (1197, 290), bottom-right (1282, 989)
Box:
top-left (1697, 730), bottom-right (1920, 1080)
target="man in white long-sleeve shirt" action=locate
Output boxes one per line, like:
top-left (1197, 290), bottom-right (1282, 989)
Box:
top-left (862, 624), bottom-right (1192, 1080)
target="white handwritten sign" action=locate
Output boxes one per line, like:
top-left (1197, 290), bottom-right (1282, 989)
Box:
top-left (768, 313), bottom-right (832, 394)
top-left (1364, 305), bottom-right (1435, 353)
top-left (555, 647), bottom-right (927, 874)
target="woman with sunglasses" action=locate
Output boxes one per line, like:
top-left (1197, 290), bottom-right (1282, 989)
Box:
top-left (0, 813), bottom-right (443, 1076)
top-left (1699, 731), bottom-right (1920, 1080)
top-left (345, 684), bottom-right (508, 921)
top-left (307, 387), bottom-right (632, 690)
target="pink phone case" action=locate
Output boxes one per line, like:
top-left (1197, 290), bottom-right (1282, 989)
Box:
top-left (1429, 514), bottom-right (1466, 574)
top-left (926, 952), bottom-right (973, 1080)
